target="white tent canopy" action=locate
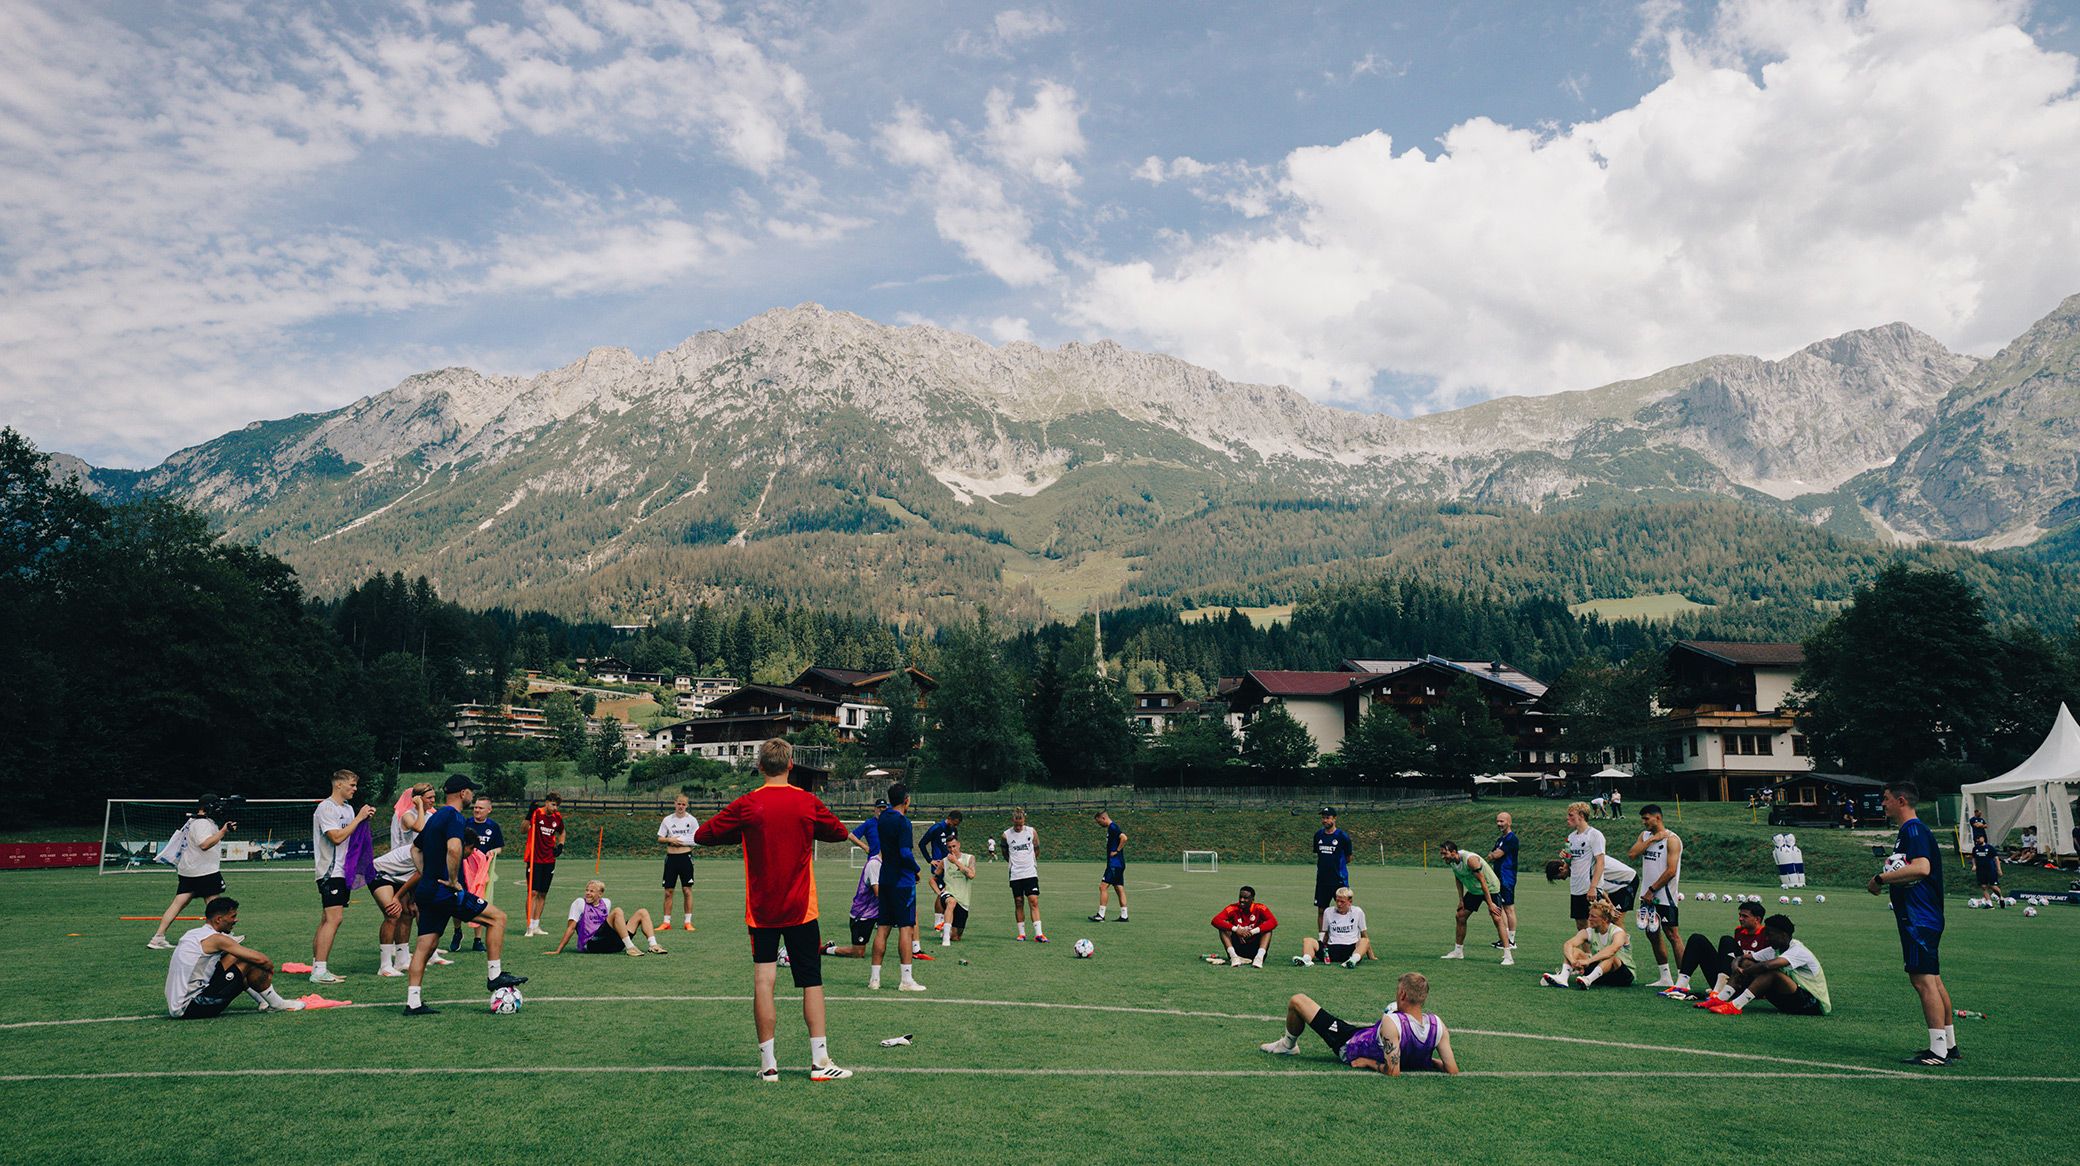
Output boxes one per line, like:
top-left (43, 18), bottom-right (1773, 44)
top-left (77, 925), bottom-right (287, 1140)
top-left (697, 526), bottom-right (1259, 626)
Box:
top-left (1472, 774), bottom-right (1517, 786)
top-left (1962, 703), bottom-right (2080, 856)
top-left (1590, 765), bottom-right (1632, 779)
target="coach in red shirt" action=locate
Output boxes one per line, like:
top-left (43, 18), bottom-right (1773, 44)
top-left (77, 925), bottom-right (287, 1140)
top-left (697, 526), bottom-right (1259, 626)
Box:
top-left (695, 738), bottom-right (852, 1082)
top-left (1212, 886), bottom-right (1280, 968)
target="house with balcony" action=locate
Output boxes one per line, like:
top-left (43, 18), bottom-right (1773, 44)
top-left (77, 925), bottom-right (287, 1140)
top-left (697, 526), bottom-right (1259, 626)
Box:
top-left (1655, 640), bottom-right (1814, 800)
top-left (1222, 656), bottom-right (1555, 770)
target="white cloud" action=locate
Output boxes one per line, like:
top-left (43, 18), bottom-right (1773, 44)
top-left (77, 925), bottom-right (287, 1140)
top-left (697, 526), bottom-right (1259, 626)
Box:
top-left (1072, 0), bottom-right (2080, 408)
top-left (985, 315), bottom-right (1036, 343)
top-left (877, 104), bottom-right (1058, 286)
top-left (994, 9), bottom-right (1064, 44)
top-left (984, 81), bottom-right (1086, 189)
top-left (1129, 155), bottom-right (1276, 217)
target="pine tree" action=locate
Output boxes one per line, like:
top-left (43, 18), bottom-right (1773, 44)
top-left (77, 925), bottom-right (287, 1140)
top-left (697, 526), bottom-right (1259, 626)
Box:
top-left (864, 667), bottom-right (922, 761)
top-left (1243, 704), bottom-right (1317, 771)
top-left (919, 611), bottom-right (1039, 790)
top-left (1050, 665), bottom-right (1137, 784)
top-left (1425, 679), bottom-right (1515, 786)
top-left (1339, 701), bottom-right (1430, 782)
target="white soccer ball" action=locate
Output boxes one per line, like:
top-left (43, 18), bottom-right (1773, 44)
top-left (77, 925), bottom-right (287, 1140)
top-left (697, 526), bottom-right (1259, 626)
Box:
top-left (1073, 938), bottom-right (1096, 958)
top-left (2025, 906), bottom-right (2039, 917)
top-left (490, 986), bottom-right (524, 1014)
top-left (1792, 896), bottom-right (1803, 905)
top-left (1675, 892), bottom-right (1685, 902)
top-left (1701, 893), bottom-right (1715, 902)
top-left (1778, 895), bottom-right (1791, 904)
top-left (2004, 897), bottom-right (2018, 907)
top-left (1814, 894), bottom-right (1826, 903)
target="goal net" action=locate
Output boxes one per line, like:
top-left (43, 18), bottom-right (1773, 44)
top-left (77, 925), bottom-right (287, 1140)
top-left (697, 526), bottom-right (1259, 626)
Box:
top-left (1183, 849), bottom-right (1219, 872)
top-left (101, 799), bottom-right (323, 875)
top-left (814, 819), bottom-right (933, 872)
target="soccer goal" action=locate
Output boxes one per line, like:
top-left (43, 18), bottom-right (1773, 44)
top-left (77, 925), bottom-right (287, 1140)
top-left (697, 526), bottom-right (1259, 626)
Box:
top-left (1182, 850), bottom-right (1219, 873)
top-left (100, 799), bottom-right (322, 875)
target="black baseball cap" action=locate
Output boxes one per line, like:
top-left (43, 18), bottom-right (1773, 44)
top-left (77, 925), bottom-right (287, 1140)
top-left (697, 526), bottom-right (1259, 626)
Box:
top-left (443, 774), bottom-right (478, 795)
top-left (1319, 806), bottom-right (1337, 816)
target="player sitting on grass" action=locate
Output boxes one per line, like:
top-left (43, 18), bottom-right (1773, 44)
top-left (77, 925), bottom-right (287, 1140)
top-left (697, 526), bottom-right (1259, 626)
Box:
top-left (1210, 886), bottom-right (1278, 967)
top-left (1294, 886), bottom-right (1375, 967)
top-left (1438, 841), bottom-right (1512, 965)
top-left (1258, 972), bottom-right (1459, 1074)
top-left (1697, 914), bottom-right (1830, 1017)
top-left (1541, 897), bottom-right (1635, 989)
top-left (1666, 899), bottom-right (1770, 1001)
top-left (822, 855), bottom-right (882, 958)
top-left (548, 880), bottom-right (668, 956)
top-left (164, 897), bottom-right (305, 1017)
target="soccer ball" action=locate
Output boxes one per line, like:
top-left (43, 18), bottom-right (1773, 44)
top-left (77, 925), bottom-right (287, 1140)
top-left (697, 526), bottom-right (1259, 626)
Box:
top-left (1792, 896), bottom-right (1803, 905)
top-left (2025, 906), bottom-right (2039, 917)
top-left (490, 986), bottom-right (524, 1014)
top-left (1675, 892), bottom-right (1685, 902)
top-left (1073, 938), bottom-right (1096, 958)
top-left (1779, 895), bottom-right (1791, 904)
top-left (1814, 894), bottom-right (1826, 904)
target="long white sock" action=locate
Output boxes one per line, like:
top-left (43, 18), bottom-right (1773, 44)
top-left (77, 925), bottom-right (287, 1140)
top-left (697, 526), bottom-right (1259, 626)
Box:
top-left (487, 959), bottom-right (502, 979)
top-left (1451, 944), bottom-right (1464, 955)
top-left (407, 985), bottom-right (422, 1007)
top-left (1119, 910), bottom-right (1127, 920)
top-left (624, 939), bottom-right (639, 953)
top-left (868, 964), bottom-right (881, 988)
top-left (312, 962), bottom-right (328, 976)
top-left (1274, 1030), bottom-right (1297, 1050)
top-left (1930, 1028), bottom-right (1949, 1056)
top-left (1034, 919), bottom-right (1044, 938)
top-left (1554, 966), bottom-right (1571, 983)
top-left (759, 1039), bottom-right (778, 1072)
top-left (1675, 974), bottom-right (1691, 990)
top-left (900, 963), bottom-right (916, 986)
top-left (1657, 963), bottom-right (1671, 980)
top-left (662, 915), bottom-right (672, 926)
top-left (1729, 990), bottom-right (1755, 1009)
top-left (261, 985), bottom-right (292, 1007)
top-left (809, 1036), bottom-right (829, 1065)
top-left (1945, 1024), bottom-right (1957, 1050)
top-left (527, 919), bottom-right (539, 931)
top-left (1580, 965), bottom-right (1603, 984)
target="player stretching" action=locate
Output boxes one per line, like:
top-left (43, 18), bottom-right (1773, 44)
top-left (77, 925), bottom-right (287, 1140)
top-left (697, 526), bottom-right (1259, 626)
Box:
top-left (1437, 841), bottom-right (1511, 965)
top-left (1091, 810), bottom-right (1129, 922)
top-left (1004, 807), bottom-right (1046, 941)
top-left (822, 854), bottom-right (882, 959)
top-left (939, 836), bottom-right (976, 943)
top-left (920, 810), bottom-right (961, 932)
top-left (405, 775), bottom-right (525, 1015)
top-left (1259, 972), bottom-right (1459, 1074)
top-left (1627, 804), bottom-right (1685, 985)
top-left (1870, 780), bottom-right (1954, 1066)
top-left (868, 783), bottom-right (926, 991)
top-left (694, 738), bottom-right (854, 1081)
top-left (658, 794), bottom-right (700, 932)
top-left (1487, 811), bottom-right (1519, 950)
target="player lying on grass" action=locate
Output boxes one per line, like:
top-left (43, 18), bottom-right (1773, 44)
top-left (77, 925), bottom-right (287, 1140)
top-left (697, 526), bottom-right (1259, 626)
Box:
top-left (822, 855), bottom-right (882, 958)
top-left (1258, 972), bottom-right (1459, 1074)
top-left (1438, 841), bottom-right (1511, 965)
top-left (547, 880), bottom-right (669, 956)
top-left (1541, 898), bottom-right (1635, 988)
top-left (1210, 886), bottom-right (1278, 967)
top-left (1695, 914), bottom-right (1830, 1017)
top-left (1295, 886), bottom-right (1375, 967)
top-left (164, 896), bottom-right (305, 1017)
top-left (1664, 899), bottom-right (1769, 1001)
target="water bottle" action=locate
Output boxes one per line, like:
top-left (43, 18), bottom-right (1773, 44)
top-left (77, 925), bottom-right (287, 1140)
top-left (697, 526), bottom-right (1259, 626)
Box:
top-left (1953, 1008), bottom-right (1989, 1020)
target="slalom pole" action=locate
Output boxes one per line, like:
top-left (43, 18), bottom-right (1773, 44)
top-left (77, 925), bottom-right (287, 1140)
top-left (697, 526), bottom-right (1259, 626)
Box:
top-left (595, 826), bottom-right (604, 874)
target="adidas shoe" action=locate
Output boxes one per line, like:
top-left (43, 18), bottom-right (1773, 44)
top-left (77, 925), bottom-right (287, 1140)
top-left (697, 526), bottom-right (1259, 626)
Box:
top-left (309, 970), bottom-right (345, 985)
top-left (1498, 953), bottom-right (1514, 967)
top-left (1344, 956), bottom-right (1363, 969)
top-left (757, 1067), bottom-right (781, 1083)
top-left (1034, 935), bottom-right (1050, 943)
top-left (258, 997), bottom-right (306, 1012)
top-left (1260, 1038), bottom-right (1298, 1055)
top-left (1292, 955), bottom-right (1309, 966)
top-left (403, 1003), bottom-right (439, 1016)
top-left (428, 952), bottom-right (454, 966)
top-left (487, 971), bottom-right (529, 991)
top-left (1704, 999), bottom-right (1742, 1015)
top-left (1539, 973), bottom-right (1564, 988)
top-left (1438, 949), bottom-right (1464, 960)
top-left (912, 951), bottom-right (935, 961)
top-left (898, 981), bottom-right (928, 992)
top-left (809, 1062), bottom-right (853, 1081)
top-left (376, 966), bottom-right (405, 978)
top-left (1088, 913), bottom-right (1106, 922)
top-left (1900, 1049), bottom-right (1949, 1067)
top-left (145, 936), bottom-right (175, 951)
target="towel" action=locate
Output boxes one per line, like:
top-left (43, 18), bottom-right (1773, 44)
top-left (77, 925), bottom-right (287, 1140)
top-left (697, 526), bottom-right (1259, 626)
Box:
top-left (342, 820), bottom-right (379, 891)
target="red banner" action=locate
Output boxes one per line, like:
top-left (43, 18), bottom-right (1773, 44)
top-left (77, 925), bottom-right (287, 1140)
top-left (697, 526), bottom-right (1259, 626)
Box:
top-left (0, 842), bottom-right (101, 870)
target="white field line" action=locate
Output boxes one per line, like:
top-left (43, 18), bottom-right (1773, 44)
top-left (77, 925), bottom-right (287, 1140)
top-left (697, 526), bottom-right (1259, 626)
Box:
top-left (0, 992), bottom-right (2027, 1083)
top-left (3, 1065), bottom-right (2077, 1085)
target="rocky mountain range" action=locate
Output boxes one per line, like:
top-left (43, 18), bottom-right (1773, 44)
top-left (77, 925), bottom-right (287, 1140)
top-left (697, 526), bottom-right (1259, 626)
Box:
top-left (58, 292), bottom-right (2080, 620)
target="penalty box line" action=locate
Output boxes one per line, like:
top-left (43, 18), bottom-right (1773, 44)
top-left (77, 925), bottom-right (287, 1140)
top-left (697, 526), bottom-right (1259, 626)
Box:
top-left (0, 992), bottom-right (1966, 1080)
top-left (3, 1065), bottom-right (2079, 1085)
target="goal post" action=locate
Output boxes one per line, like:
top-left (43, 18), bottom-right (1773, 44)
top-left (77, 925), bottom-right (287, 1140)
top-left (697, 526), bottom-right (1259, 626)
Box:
top-left (1182, 849), bottom-right (1219, 873)
top-left (100, 799), bottom-right (323, 875)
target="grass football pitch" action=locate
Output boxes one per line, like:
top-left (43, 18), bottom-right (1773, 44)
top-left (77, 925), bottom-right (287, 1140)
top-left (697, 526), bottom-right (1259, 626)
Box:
top-left (4, 855), bottom-right (2077, 1164)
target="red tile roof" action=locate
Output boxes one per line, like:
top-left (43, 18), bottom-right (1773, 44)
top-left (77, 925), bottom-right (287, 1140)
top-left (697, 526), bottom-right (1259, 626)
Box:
top-left (1243, 670), bottom-right (1372, 697)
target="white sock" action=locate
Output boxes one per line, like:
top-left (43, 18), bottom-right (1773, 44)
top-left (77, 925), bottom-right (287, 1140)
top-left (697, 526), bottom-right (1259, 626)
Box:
top-left (1507, 931), bottom-right (1516, 945)
top-left (1554, 967), bottom-right (1571, 983)
top-left (1451, 944), bottom-right (1464, 955)
top-left (624, 939), bottom-right (639, 953)
top-left (1729, 990), bottom-right (1755, 1009)
top-left (487, 959), bottom-right (502, 979)
top-left (759, 1039), bottom-right (778, 1072)
top-left (649, 936), bottom-right (664, 950)
top-left (1675, 974), bottom-right (1691, 990)
top-left (1930, 1028), bottom-right (1948, 1056)
top-left (809, 1036), bottom-right (829, 1065)
top-left (1657, 964), bottom-right (1670, 980)
top-left (527, 919), bottom-right (538, 931)
top-left (911, 941), bottom-right (921, 955)
top-left (1945, 1024), bottom-right (1957, 1050)
top-left (1018, 922), bottom-right (1027, 937)
top-left (900, 964), bottom-right (916, 986)
top-left (1300, 955), bottom-right (1313, 966)
top-left (407, 986), bottom-right (422, 1008)
top-left (868, 966), bottom-right (881, 988)
top-left (1119, 910), bottom-right (1127, 920)
top-left (1275, 1031), bottom-right (1298, 1050)
top-left (262, 986), bottom-right (292, 1007)
top-left (377, 944), bottom-right (393, 971)
top-left (312, 962), bottom-right (328, 976)
top-left (933, 913), bottom-right (944, 928)
top-left (1034, 921), bottom-right (1044, 938)
top-left (1580, 965), bottom-right (1603, 985)
top-left (662, 915), bottom-right (672, 926)
top-left (1096, 907), bottom-right (1107, 919)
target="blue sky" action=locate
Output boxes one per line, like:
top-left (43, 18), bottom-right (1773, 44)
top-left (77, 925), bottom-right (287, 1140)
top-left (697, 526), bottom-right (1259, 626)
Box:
top-left (3, 0), bottom-right (2078, 467)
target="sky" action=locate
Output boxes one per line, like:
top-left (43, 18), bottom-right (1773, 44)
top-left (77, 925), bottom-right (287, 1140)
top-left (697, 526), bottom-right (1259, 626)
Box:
top-left (3, 0), bottom-right (2078, 468)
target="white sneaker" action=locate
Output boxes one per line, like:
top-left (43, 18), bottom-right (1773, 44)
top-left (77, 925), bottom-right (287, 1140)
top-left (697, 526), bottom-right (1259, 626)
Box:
top-left (1291, 955), bottom-right (1308, 966)
top-left (756, 1067), bottom-right (780, 1083)
top-left (260, 998), bottom-right (306, 1012)
top-left (376, 966), bottom-right (405, 978)
top-left (309, 970), bottom-right (345, 985)
top-left (1252, 956), bottom-right (1264, 968)
top-left (1260, 1039), bottom-right (1297, 1055)
top-left (1650, 976), bottom-right (1675, 988)
top-left (1439, 949), bottom-right (1464, 960)
top-left (809, 1062), bottom-right (853, 1081)
top-left (428, 952), bottom-right (454, 966)
top-left (145, 936), bottom-right (174, 951)
top-left (1229, 955), bottom-right (1247, 966)
top-left (1500, 953), bottom-right (1515, 967)
top-left (898, 981), bottom-right (927, 992)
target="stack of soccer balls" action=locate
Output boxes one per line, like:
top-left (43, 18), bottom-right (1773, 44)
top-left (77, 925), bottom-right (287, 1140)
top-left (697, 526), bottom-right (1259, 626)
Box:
top-left (1073, 938), bottom-right (1096, 958)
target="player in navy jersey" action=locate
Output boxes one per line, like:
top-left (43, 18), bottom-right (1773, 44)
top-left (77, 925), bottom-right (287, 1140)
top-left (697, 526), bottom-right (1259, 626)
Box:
top-left (869, 785), bottom-right (925, 991)
top-left (1868, 780), bottom-right (1953, 1065)
top-left (1312, 807), bottom-right (1353, 919)
top-left (404, 775), bottom-right (525, 1015)
top-left (849, 799), bottom-right (887, 858)
top-left (1091, 811), bottom-right (1129, 922)
top-left (1487, 811), bottom-right (1520, 949)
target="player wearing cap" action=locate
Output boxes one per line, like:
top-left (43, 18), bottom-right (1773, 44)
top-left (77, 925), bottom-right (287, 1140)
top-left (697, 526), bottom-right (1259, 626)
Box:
top-left (405, 775), bottom-right (525, 1015)
top-left (658, 793), bottom-right (700, 933)
top-left (1311, 807), bottom-right (1353, 922)
top-left (1294, 886), bottom-right (1375, 967)
top-left (1003, 807), bottom-right (1045, 941)
top-left (1438, 841), bottom-right (1512, 965)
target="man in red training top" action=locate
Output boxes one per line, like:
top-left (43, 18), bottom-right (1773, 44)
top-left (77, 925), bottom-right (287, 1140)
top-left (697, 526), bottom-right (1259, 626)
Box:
top-left (1211, 885), bottom-right (1279, 968)
top-left (695, 738), bottom-right (852, 1082)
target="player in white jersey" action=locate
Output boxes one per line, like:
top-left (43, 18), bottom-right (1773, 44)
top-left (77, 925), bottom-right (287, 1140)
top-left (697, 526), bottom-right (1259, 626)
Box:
top-left (1626, 803), bottom-right (1686, 986)
top-left (165, 897), bottom-right (304, 1017)
top-left (365, 843), bottom-right (423, 976)
top-left (1558, 801), bottom-right (1606, 929)
top-left (1003, 807), bottom-right (1047, 942)
top-left (391, 783), bottom-right (434, 850)
top-left (311, 769), bottom-right (374, 985)
top-left (658, 794), bottom-right (701, 932)
top-left (1294, 887), bottom-right (1375, 967)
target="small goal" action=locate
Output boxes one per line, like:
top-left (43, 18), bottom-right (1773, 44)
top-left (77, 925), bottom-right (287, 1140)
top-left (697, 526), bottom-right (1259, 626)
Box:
top-left (1182, 850), bottom-right (1219, 873)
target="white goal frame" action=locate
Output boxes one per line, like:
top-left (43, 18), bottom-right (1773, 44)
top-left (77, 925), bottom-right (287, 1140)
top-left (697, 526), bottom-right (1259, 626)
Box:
top-left (1182, 849), bottom-right (1219, 872)
top-left (100, 798), bottom-right (323, 875)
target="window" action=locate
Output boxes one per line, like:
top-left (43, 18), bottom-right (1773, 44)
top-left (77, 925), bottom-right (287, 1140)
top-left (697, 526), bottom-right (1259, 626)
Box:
top-left (1791, 734), bottom-right (1808, 756)
top-left (1725, 732), bottom-right (1775, 756)
top-left (1689, 734), bottom-right (1700, 758)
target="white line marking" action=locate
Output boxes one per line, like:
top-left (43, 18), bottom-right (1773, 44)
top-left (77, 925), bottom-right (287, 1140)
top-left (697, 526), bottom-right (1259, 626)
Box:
top-left (0, 1065), bottom-right (2072, 1085)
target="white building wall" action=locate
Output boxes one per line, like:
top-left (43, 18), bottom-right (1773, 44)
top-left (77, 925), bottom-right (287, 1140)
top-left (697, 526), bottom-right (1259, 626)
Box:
top-left (1753, 668), bottom-right (1798, 713)
top-left (1278, 698), bottom-right (1347, 759)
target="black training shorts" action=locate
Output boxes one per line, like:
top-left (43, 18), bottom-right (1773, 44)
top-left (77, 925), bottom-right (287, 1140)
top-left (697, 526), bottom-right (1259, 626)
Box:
top-left (749, 921), bottom-right (823, 988)
top-left (662, 853), bottom-right (694, 889)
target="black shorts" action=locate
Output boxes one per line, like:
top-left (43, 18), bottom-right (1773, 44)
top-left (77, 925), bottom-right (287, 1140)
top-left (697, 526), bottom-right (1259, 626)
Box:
top-left (1651, 902), bottom-right (1680, 929)
top-left (1570, 892), bottom-right (1591, 920)
top-left (749, 921), bottom-right (823, 988)
top-left (316, 877), bottom-right (350, 909)
top-left (178, 964), bottom-right (247, 1019)
top-left (1010, 876), bottom-right (1040, 900)
top-left (415, 884), bottom-right (490, 936)
top-left (849, 916), bottom-right (877, 946)
top-left (1461, 891), bottom-right (1494, 914)
top-left (1974, 862), bottom-right (2001, 886)
top-left (1606, 882), bottom-right (1637, 911)
top-left (1899, 923), bottom-right (1942, 975)
top-left (1324, 942), bottom-right (1358, 963)
top-left (948, 903), bottom-right (970, 931)
top-left (581, 927), bottom-right (625, 954)
top-left (176, 872), bottom-right (225, 899)
top-left (530, 863), bottom-right (557, 894)
top-left (662, 853), bottom-right (694, 889)
top-left (878, 884), bottom-right (917, 928)
top-left (1315, 875), bottom-right (1344, 909)
top-left (1308, 1006), bottom-right (1358, 1054)
top-left (1102, 859), bottom-right (1125, 887)
top-left (1769, 986), bottom-right (1825, 1015)
top-left (1587, 964), bottom-right (1635, 988)
top-left (1494, 881), bottom-right (1516, 907)
top-left (1227, 931), bottom-right (1265, 959)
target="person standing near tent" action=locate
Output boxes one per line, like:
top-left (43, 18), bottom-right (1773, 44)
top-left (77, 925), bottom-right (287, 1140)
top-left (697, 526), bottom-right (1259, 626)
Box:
top-left (1869, 780), bottom-right (1954, 1066)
